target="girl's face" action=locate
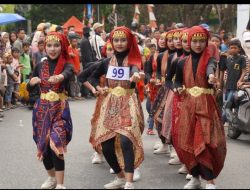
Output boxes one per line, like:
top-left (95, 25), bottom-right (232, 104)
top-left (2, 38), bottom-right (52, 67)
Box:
top-left (173, 37), bottom-right (182, 49)
top-left (2, 33), bottom-right (9, 44)
top-left (113, 37), bottom-right (128, 52)
top-left (158, 37), bottom-right (166, 48)
top-left (46, 40), bottom-right (61, 60)
top-left (7, 55), bottom-right (13, 64)
top-left (10, 33), bottom-right (17, 42)
top-left (39, 32), bottom-right (45, 41)
top-left (167, 38), bottom-right (175, 50)
top-left (191, 39), bottom-right (207, 54)
top-left (210, 37), bottom-right (221, 48)
top-left (12, 51), bottom-right (20, 59)
top-left (182, 39), bottom-right (190, 52)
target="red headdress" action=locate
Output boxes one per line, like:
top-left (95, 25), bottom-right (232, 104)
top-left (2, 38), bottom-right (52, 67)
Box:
top-left (180, 28), bottom-right (190, 42)
top-left (110, 26), bottom-right (142, 69)
top-left (173, 28), bottom-right (185, 39)
top-left (45, 32), bottom-right (70, 75)
top-left (188, 26), bottom-right (210, 75)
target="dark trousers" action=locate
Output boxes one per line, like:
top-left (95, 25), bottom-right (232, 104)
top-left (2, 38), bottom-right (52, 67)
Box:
top-left (43, 146), bottom-right (65, 171)
top-left (191, 164), bottom-right (215, 180)
top-left (101, 135), bottom-right (135, 174)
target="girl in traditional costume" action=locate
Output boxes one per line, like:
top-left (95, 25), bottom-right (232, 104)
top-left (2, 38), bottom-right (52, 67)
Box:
top-left (27, 32), bottom-right (74, 189)
top-left (82, 26), bottom-right (144, 189)
top-left (174, 26), bottom-right (227, 189)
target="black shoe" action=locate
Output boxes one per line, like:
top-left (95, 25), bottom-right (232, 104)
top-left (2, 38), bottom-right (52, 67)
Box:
top-left (0, 113), bottom-right (4, 118)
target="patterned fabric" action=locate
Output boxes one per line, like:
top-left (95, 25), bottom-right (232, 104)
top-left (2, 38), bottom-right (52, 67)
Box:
top-left (89, 55), bottom-right (144, 169)
top-left (32, 60), bottom-right (73, 160)
top-left (161, 90), bottom-right (174, 143)
top-left (173, 55), bottom-right (227, 179)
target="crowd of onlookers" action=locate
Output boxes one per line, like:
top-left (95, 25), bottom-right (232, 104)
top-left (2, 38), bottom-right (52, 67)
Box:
top-left (0, 21), bottom-right (249, 124)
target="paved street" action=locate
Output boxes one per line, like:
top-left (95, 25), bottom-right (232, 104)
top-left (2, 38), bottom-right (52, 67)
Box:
top-left (0, 99), bottom-right (250, 189)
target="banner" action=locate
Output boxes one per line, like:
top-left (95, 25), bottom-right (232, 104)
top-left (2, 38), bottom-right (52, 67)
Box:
top-left (87, 4), bottom-right (92, 19)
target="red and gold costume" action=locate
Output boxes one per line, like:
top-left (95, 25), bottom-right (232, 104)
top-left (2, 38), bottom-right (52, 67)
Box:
top-left (172, 26), bottom-right (227, 179)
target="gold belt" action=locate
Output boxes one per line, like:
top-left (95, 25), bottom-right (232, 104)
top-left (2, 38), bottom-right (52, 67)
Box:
top-left (186, 86), bottom-right (214, 97)
top-left (108, 86), bottom-right (134, 97)
top-left (40, 91), bottom-right (68, 102)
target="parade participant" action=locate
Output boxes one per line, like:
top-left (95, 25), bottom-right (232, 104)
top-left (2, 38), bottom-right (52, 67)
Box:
top-left (83, 26), bottom-right (144, 189)
top-left (27, 32), bottom-right (74, 189)
top-left (160, 28), bottom-right (191, 167)
top-left (151, 29), bottom-right (182, 155)
top-left (144, 33), bottom-right (167, 135)
top-left (152, 30), bottom-right (176, 151)
top-left (174, 26), bottom-right (227, 189)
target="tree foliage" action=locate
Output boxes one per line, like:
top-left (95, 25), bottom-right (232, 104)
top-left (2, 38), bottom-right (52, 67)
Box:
top-left (10, 4), bottom-right (237, 34)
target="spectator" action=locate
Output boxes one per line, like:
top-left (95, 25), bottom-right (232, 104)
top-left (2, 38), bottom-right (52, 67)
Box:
top-left (221, 34), bottom-right (230, 52)
top-left (68, 34), bottom-right (82, 100)
top-left (90, 22), bottom-right (105, 60)
top-left (221, 39), bottom-right (247, 124)
top-left (32, 40), bottom-right (46, 69)
top-left (31, 31), bottom-right (45, 54)
top-left (0, 32), bottom-right (11, 54)
top-left (4, 52), bottom-right (18, 109)
top-left (0, 63), bottom-right (6, 113)
top-left (19, 41), bottom-right (31, 82)
top-left (55, 25), bottom-right (64, 34)
top-left (220, 29), bottom-right (225, 39)
top-left (9, 31), bottom-right (17, 47)
top-left (159, 24), bottom-right (165, 33)
top-left (68, 25), bottom-right (75, 33)
top-left (13, 28), bottom-right (26, 54)
top-left (11, 47), bottom-right (23, 105)
top-left (80, 26), bottom-right (97, 69)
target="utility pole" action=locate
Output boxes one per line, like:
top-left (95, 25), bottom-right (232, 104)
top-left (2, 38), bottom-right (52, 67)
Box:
top-left (27, 4), bottom-right (32, 34)
top-left (97, 4), bottom-right (100, 23)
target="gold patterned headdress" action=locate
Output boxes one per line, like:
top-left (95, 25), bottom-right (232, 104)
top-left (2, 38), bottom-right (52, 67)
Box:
top-left (166, 31), bottom-right (174, 39)
top-left (191, 33), bottom-right (208, 40)
top-left (173, 31), bottom-right (183, 38)
top-left (45, 34), bottom-right (60, 43)
top-left (112, 30), bottom-right (127, 39)
top-left (182, 32), bottom-right (188, 40)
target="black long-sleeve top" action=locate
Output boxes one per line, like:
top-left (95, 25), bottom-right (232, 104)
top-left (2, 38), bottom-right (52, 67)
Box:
top-left (156, 49), bottom-right (176, 80)
top-left (26, 57), bottom-right (74, 92)
top-left (82, 50), bottom-right (139, 88)
top-left (175, 50), bottom-right (217, 89)
top-left (166, 49), bottom-right (190, 89)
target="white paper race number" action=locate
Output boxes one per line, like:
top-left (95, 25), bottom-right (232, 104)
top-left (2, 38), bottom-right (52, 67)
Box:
top-left (106, 66), bottom-right (130, 81)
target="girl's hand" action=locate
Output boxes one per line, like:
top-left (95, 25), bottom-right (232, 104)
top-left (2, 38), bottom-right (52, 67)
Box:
top-left (48, 74), bottom-right (64, 84)
top-left (208, 74), bottom-right (217, 85)
top-left (30, 77), bottom-right (41, 86)
top-left (130, 72), bottom-right (140, 83)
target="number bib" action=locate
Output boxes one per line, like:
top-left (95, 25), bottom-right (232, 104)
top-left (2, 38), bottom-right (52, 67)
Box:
top-left (106, 65), bottom-right (130, 81)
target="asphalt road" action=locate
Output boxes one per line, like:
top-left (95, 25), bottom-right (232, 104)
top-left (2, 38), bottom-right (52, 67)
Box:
top-left (0, 99), bottom-right (250, 189)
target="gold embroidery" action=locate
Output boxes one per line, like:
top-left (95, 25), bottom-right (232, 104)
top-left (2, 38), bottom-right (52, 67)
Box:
top-left (182, 32), bottom-right (188, 40)
top-left (192, 33), bottom-right (207, 40)
top-left (40, 91), bottom-right (68, 101)
top-left (45, 35), bottom-right (60, 43)
top-left (186, 86), bottom-right (214, 97)
top-left (166, 33), bottom-right (174, 39)
top-left (173, 31), bottom-right (182, 38)
top-left (112, 30), bottom-right (126, 39)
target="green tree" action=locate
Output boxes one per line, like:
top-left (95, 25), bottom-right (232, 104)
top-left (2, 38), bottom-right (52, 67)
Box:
top-left (26, 4), bottom-right (85, 31)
